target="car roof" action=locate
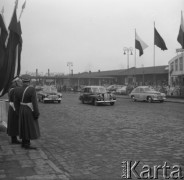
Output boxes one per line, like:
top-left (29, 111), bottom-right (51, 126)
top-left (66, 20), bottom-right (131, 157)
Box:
top-left (83, 86), bottom-right (105, 88)
top-left (135, 86), bottom-right (150, 88)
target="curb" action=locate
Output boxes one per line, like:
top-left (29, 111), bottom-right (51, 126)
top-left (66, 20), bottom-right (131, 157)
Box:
top-left (116, 95), bottom-right (184, 104)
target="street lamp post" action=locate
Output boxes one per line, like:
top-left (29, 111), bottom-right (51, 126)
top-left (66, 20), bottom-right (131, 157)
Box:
top-left (67, 62), bottom-right (73, 75)
top-left (123, 47), bottom-right (133, 69)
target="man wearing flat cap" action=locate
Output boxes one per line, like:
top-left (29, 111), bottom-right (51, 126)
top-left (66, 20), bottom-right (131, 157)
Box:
top-left (7, 77), bottom-right (22, 144)
top-left (14, 74), bottom-right (40, 149)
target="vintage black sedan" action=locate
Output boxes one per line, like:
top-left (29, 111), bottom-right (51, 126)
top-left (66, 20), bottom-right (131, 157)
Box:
top-left (79, 86), bottom-right (116, 106)
top-left (37, 85), bottom-right (62, 103)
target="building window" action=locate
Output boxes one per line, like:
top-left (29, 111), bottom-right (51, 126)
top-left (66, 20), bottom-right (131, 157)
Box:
top-left (175, 59), bottom-right (178, 71)
top-left (179, 57), bottom-right (183, 71)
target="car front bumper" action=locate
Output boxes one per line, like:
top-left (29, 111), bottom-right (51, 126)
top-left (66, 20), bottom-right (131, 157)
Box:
top-left (96, 100), bottom-right (116, 103)
top-left (152, 97), bottom-right (166, 101)
top-left (43, 97), bottom-right (62, 101)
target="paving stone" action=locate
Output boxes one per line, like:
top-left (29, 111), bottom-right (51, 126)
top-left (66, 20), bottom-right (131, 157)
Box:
top-left (0, 174), bottom-right (6, 179)
top-left (19, 159), bottom-right (34, 168)
top-left (0, 94), bottom-right (184, 179)
top-left (26, 174), bottom-right (57, 180)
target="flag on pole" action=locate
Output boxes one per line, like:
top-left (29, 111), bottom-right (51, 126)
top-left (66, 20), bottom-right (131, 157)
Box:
top-left (19, 0), bottom-right (26, 20)
top-left (154, 27), bottom-right (167, 50)
top-left (22, 1), bottom-right (26, 9)
top-left (0, 12), bottom-right (8, 92)
top-left (0, 6), bottom-right (22, 96)
top-left (177, 12), bottom-right (184, 49)
top-left (135, 32), bottom-right (148, 56)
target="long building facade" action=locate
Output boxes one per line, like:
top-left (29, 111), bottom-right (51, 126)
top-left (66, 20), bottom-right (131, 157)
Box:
top-left (32, 65), bottom-right (168, 89)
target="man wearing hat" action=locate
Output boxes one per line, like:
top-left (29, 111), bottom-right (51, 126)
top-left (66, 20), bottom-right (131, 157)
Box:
top-left (7, 77), bottom-right (22, 144)
top-left (14, 74), bottom-right (40, 149)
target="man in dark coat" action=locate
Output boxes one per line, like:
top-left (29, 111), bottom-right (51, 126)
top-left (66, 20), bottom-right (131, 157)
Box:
top-left (7, 78), bottom-right (22, 144)
top-left (14, 74), bottom-right (40, 149)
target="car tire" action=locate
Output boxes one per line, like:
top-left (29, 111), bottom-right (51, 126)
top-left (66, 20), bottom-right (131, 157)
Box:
top-left (160, 100), bottom-right (164, 103)
top-left (58, 100), bottom-right (61, 103)
top-left (110, 102), bottom-right (114, 106)
top-left (131, 96), bottom-right (136, 102)
top-left (147, 96), bottom-right (153, 103)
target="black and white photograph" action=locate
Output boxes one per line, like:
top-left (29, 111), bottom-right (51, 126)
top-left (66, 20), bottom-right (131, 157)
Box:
top-left (0, 0), bottom-right (184, 179)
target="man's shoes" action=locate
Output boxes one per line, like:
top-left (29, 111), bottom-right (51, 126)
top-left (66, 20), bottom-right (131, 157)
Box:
top-left (11, 139), bottom-right (22, 144)
top-left (23, 144), bottom-right (37, 150)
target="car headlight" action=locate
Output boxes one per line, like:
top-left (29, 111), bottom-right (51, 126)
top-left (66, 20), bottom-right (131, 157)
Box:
top-left (58, 93), bottom-right (62, 98)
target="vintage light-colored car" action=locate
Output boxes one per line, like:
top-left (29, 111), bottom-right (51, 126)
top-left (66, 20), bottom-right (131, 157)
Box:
top-left (79, 86), bottom-right (116, 106)
top-left (116, 86), bottom-right (127, 95)
top-left (37, 85), bottom-right (62, 103)
top-left (106, 84), bottom-right (123, 93)
top-left (129, 86), bottom-right (166, 103)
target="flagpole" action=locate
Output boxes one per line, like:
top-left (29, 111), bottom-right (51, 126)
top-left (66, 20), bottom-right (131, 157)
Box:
top-left (153, 21), bottom-right (156, 87)
top-left (153, 21), bottom-right (155, 67)
top-left (134, 29), bottom-right (136, 86)
top-left (135, 29), bottom-right (136, 68)
top-left (19, 0), bottom-right (26, 21)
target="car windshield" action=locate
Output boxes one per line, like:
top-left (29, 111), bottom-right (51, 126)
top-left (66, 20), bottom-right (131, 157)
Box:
top-left (43, 86), bottom-right (57, 93)
top-left (91, 87), bottom-right (106, 93)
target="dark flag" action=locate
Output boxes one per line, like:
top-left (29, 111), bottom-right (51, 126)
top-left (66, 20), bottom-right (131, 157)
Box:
top-left (0, 13), bottom-right (8, 92)
top-left (135, 32), bottom-right (148, 56)
top-left (154, 27), bottom-right (167, 50)
top-left (0, 6), bottom-right (22, 97)
top-left (177, 12), bottom-right (184, 49)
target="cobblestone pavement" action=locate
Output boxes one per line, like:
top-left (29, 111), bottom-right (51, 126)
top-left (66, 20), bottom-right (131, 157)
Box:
top-left (1, 93), bottom-right (184, 180)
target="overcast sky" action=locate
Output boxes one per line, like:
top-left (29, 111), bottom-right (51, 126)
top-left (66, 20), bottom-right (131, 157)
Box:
top-left (0, 0), bottom-right (184, 75)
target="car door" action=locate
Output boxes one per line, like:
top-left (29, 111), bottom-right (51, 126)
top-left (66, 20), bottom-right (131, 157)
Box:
top-left (88, 88), bottom-right (94, 103)
top-left (83, 88), bottom-right (90, 102)
top-left (134, 88), bottom-right (140, 99)
top-left (139, 88), bottom-right (145, 100)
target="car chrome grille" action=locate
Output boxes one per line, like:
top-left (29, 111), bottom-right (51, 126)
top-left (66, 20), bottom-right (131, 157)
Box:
top-left (103, 94), bottom-right (109, 101)
top-left (48, 95), bottom-right (58, 100)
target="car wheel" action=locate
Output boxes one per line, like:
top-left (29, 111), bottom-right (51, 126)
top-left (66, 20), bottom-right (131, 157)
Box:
top-left (110, 102), bottom-right (114, 106)
top-left (160, 100), bottom-right (164, 103)
top-left (94, 99), bottom-right (98, 106)
top-left (147, 96), bottom-right (153, 103)
top-left (58, 100), bottom-right (61, 103)
top-left (131, 96), bottom-right (136, 102)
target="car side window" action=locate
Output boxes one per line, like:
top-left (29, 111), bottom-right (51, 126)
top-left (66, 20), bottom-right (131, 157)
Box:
top-left (84, 88), bottom-right (88, 93)
top-left (140, 88), bottom-right (144, 93)
top-left (134, 88), bottom-right (140, 93)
